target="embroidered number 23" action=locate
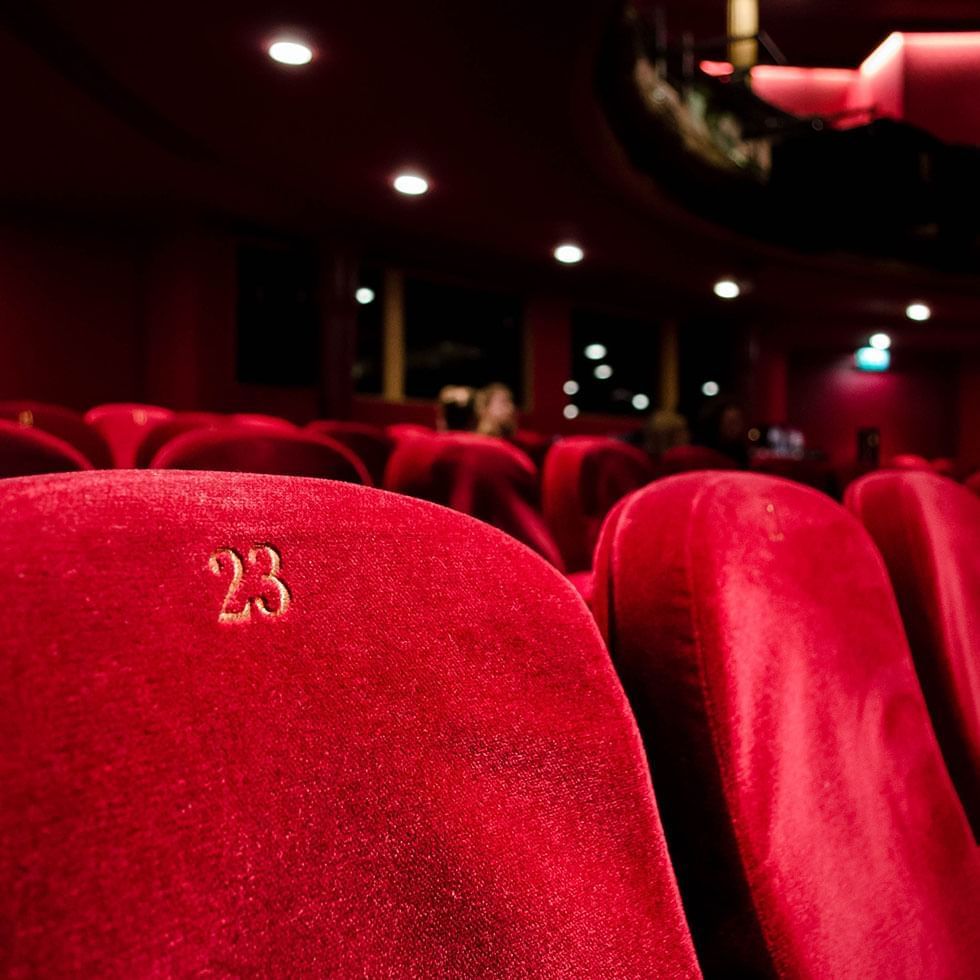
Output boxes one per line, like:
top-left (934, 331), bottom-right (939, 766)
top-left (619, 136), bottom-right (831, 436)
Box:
top-left (208, 545), bottom-right (291, 623)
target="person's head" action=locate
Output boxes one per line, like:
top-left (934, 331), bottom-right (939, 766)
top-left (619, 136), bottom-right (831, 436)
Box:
top-left (437, 386), bottom-right (476, 432)
top-left (474, 384), bottom-right (517, 438)
top-left (645, 410), bottom-right (690, 457)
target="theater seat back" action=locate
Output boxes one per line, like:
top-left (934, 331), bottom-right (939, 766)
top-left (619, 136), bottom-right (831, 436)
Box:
top-left (85, 403), bottom-right (175, 467)
top-left (386, 433), bottom-right (563, 568)
top-left (151, 426), bottom-right (370, 484)
top-left (0, 401), bottom-right (113, 468)
top-left (0, 471), bottom-right (700, 977)
top-left (306, 421), bottom-right (394, 485)
top-left (594, 472), bottom-right (980, 976)
top-left (542, 437), bottom-right (654, 572)
top-left (656, 444), bottom-right (737, 477)
top-left (0, 420), bottom-right (94, 477)
top-left (846, 470), bottom-right (980, 833)
top-left (134, 413), bottom-right (223, 468)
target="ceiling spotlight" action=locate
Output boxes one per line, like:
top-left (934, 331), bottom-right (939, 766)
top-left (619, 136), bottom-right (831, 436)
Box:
top-left (355, 287), bottom-right (376, 305)
top-left (632, 393), bottom-right (651, 411)
top-left (563, 404), bottom-right (580, 420)
top-left (563, 380), bottom-right (580, 396)
top-left (906, 302), bottom-right (931, 322)
top-left (584, 343), bottom-right (607, 361)
top-left (554, 243), bottom-right (584, 265)
top-left (702, 380), bottom-right (720, 397)
top-left (268, 40), bottom-right (314, 65)
top-left (713, 278), bottom-right (741, 300)
top-left (594, 364), bottom-right (613, 380)
top-left (869, 332), bottom-right (891, 350)
top-left (393, 173), bottom-right (429, 196)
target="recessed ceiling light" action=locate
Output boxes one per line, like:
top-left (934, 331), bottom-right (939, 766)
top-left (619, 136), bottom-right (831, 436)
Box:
top-left (584, 344), bottom-right (606, 361)
top-left (906, 302), bottom-right (931, 322)
top-left (563, 404), bottom-right (580, 420)
top-left (594, 364), bottom-right (613, 380)
top-left (393, 173), bottom-right (429, 196)
top-left (713, 278), bottom-right (741, 300)
top-left (268, 40), bottom-right (314, 66)
top-left (702, 381), bottom-right (720, 397)
top-left (563, 380), bottom-right (580, 396)
top-left (554, 243), bottom-right (584, 265)
top-left (869, 332), bottom-right (891, 350)
top-left (355, 287), bottom-right (376, 305)
top-left (632, 393), bottom-right (651, 411)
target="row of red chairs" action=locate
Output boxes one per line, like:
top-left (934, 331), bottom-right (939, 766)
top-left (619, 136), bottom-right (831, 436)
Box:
top-left (1, 467), bottom-right (977, 974)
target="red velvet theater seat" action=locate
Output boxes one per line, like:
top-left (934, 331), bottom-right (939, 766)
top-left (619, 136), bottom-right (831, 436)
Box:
top-left (888, 453), bottom-right (932, 471)
top-left (230, 412), bottom-right (297, 429)
top-left (85, 403), bottom-right (174, 468)
top-left (542, 437), bottom-right (655, 572)
top-left (846, 470), bottom-right (980, 833)
top-left (0, 470), bottom-right (700, 977)
top-left (594, 472), bottom-right (980, 976)
top-left (0, 420), bottom-right (94, 477)
top-left (749, 455), bottom-right (839, 496)
top-left (386, 432), bottom-right (563, 568)
top-left (306, 420), bottom-right (394, 486)
top-left (151, 426), bottom-right (370, 484)
top-left (512, 429), bottom-right (552, 468)
top-left (968, 472), bottom-right (980, 498)
top-left (655, 445), bottom-right (738, 477)
top-left (134, 412), bottom-right (224, 468)
top-left (0, 400), bottom-right (113, 468)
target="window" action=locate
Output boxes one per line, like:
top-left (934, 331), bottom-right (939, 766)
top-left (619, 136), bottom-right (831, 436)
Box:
top-left (403, 277), bottom-right (524, 401)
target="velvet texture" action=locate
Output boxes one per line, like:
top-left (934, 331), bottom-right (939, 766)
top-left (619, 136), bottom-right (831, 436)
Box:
top-left (594, 472), bottom-right (980, 977)
top-left (655, 445), bottom-right (738, 477)
top-left (386, 433), bottom-right (564, 569)
top-left (846, 471), bottom-right (980, 836)
top-left (0, 420), bottom-right (94, 477)
top-left (0, 470), bottom-right (700, 977)
top-left (306, 421), bottom-right (394, 486)
top-left (542, 437), bottom-right (654, 572)
top-left (0, 401), bottom-right (113, 468)
top-left (150, 426), bottom-right (371, 484)
top-left (966, 472), bottom-right (980, 498)
top-left (512, 430), bottom-right (552, 468)
top-left (85, 403), bottom-right (175, 468)
top-left (134, 413), bottom-right (223, 468)
top-left (888, 453), bottom-right (932, 471)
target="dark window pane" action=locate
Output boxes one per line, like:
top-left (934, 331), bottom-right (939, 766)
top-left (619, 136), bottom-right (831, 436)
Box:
top-left (354, 268), bottom-right (384, 395)
top-left (236, 241), bottom-right (318, 386)
top-left (404, 277), bottom-right (523, 402)
top-left (569, 310), bottom-right (660, 416)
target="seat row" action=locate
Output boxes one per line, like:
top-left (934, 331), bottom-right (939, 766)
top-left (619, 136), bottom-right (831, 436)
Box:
top-left (1, 468), bottom-right (977, 976)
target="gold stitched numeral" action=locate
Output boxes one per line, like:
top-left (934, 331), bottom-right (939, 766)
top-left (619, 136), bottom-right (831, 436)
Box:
top-left (209, 545), bottom-right (291, 623)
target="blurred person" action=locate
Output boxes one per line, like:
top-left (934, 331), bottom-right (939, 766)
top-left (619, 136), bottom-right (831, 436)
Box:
top-left (695, 399), bottom-right (748, 466)
top-left (437, 385), bottom-right (476, 432)
top-left (474, 383), bottom-right (518, 438)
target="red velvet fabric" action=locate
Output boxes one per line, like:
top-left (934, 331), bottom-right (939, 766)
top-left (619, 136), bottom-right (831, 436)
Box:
top-left (845, 471), bottom-right (980, 835)
top-left (85, 403), bottom-right (175, 468)
top-left (386, 422), bottom-right (434, 442)
top-left (386, 433), bottom-right (564, 569)
top-left (930, 457), bottom-right (958, 479)
top-left (0, 470), bottom-right (700, 976)
top-left (134, 413), bottom-right (224, 469)
top-left (0, 401), bottom-right (113, 468)
top-left (306, 420), bottom-right (394, 486)
top-left (150, 426), bottom-right (371, 484)
top-left (0, 420), bottom-right (93, 477)
top-left (542, 437), bottom-right (655, 572)
top-left (968, 472), bottom-right (980, 498)
top-left (888, 453), bottom-right (932, 471)
top-left (594, 472), bottom-right (980, 976)
top-left (230, 413), bottom-right (297, 429)
top-left (655, 445), bottom-right (738, 477)
top-left (512, 429), bottom-right (552, 468)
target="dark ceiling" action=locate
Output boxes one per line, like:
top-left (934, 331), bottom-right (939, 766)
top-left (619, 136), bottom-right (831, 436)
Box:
top-left (1, 0), bottom-right (979, 341)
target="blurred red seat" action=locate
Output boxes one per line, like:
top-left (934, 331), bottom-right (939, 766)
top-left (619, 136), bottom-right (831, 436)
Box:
top-left (85, 403), bottom-right (174, 467)
top-left (386, 433), bottom-right (563, 568)
top-left (749, 455), bottom-right (838, 496)
top-left (846, 471), bottom-right (980, 834)
top-left (888, 453), bottom-right (932, 471)
top-left (306, 421), bottom-right (394, 486)
top-left (0, 401), bottom-right (112, 468)
top-left (542, 437), bottom-right (654, 572)
top-left (655, 444), bottom-right (737, 477)
top-left (230, 413), bottom-right (297, 429)
top-left (931, 457), bottom-right (958, 478)
top-left (150, 426), bottom-right (370, 483)
top-left (594, 472), bottom-right (980, 976)
top-left (134, 412), bottom-right (225, 468)
top-left (0, 470), bottom-right (700, 976)
top-left (512, 429), bottom-right (552, 467)
top-left (0, 420), bottom-right (93, 477)
top-left (968, 472), bottom-right (980, 498)
top-left (386, 422), bottom-right (434, 443)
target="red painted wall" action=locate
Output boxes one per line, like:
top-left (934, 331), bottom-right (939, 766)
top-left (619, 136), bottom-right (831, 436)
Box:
top-left (0, 226), bottom-right (145, 410)
top-left (788, 352), bottom-right (959, 466)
